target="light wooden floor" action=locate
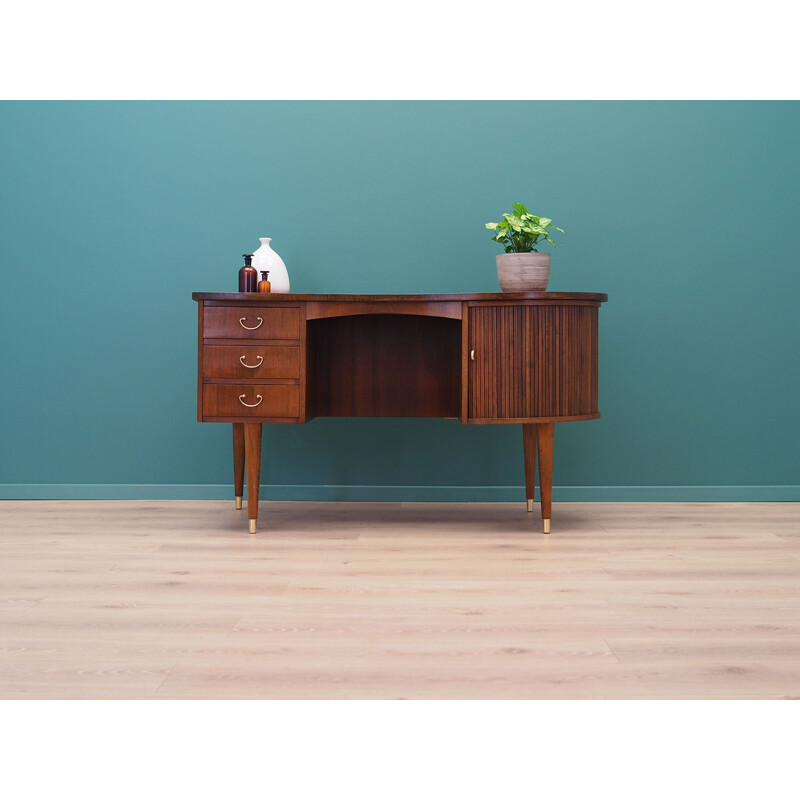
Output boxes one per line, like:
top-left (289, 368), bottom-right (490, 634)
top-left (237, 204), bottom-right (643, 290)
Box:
top-left (1, 500), bottom-right (799, 699)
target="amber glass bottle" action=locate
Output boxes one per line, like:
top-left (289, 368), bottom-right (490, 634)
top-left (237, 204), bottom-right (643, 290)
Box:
top-left (238, 254), bottom-right (258, 292)
top-left (257, 271), bottom-right (271, 293)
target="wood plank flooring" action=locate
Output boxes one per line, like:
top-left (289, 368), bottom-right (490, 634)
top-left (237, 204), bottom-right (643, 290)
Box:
top-left (1, 500), bottom-right (799, 699)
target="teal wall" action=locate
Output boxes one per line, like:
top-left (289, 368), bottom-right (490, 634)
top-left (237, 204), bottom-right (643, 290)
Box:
top-left (2, 101), bottom-right (799, 500)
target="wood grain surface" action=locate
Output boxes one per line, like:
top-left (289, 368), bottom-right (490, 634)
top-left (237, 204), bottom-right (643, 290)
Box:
top-left (202, 306), bottom-right (301, 340)
top-left (202, 384), bottom-right (300, 419)
top-left (306, 314), bottom-right (462, 418)
top-left (468, 304), bottom-right (598, 419)
top-left (202, 345), bottom-right (300, 380)
top-left (193, 292), bottom-right (608, 303)
top-left (1, 500), bottom-right (799, 699)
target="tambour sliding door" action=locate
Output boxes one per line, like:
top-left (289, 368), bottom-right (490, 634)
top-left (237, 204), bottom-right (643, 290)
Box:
top-left (467, 304), bottom-right (599, 422)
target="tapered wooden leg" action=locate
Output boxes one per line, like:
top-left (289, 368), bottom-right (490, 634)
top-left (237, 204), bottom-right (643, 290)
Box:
top-left (233, 423), bottom-right (245, 510)
top-left (536, 422), bottom-right (554, 534)
top-left (244, 423), bottom-right (262, 533)
top-left (522, 424), bottom-right (537, 513)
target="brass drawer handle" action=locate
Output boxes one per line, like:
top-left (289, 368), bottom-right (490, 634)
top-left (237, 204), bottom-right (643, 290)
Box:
top-left (238, 394), bottom-right (263, 408)
top-left (239, 316), bottom-right (263, 330)
top-left (239, 355), bottom-right (264, 369)
top-left (470, 349), bottom-right (476, 361)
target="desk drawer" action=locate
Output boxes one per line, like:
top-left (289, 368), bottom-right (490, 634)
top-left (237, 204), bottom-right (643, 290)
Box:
top-left (203, 345), bottom-right (300, 379)
top-left (203, 384), bottom-right (300, 418)
top-left (203, 306), bottom-right (301, 340)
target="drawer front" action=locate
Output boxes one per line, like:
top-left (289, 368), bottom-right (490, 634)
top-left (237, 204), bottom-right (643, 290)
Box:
top-left (203, 345), bottom-right (300, 379)
top-left (203, 384), bottom-right (300, 418)
top-left (203, 306), bottom-right (301, 340)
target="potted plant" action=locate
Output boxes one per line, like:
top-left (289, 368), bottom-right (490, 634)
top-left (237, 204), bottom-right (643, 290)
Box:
top-left (485, 203), bottom-right (564, 291)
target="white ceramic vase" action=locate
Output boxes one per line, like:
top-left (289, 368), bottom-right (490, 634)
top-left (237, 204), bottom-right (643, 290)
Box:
top-left (252, 238), bottom-right (290, 293)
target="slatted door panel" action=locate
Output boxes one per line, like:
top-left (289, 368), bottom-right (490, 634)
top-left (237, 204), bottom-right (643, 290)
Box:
top-left (468, 304), bottom-right (598, 420)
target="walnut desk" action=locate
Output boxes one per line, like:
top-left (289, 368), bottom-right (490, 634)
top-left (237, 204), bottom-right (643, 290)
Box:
top-left (193, 292), bottom-right (607, 534)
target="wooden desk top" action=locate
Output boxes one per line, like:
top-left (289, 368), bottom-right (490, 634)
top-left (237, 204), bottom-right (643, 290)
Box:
top-left (193, 292), bottom-right (608, 303)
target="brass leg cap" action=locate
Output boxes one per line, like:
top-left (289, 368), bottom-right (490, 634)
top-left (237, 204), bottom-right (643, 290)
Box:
top-left (235, 496), bottom-right (243, 510)
top-left (543, 518), bottom-right (551, 534)
top-left (248, 519), bottom-right (257, 534)
top-left (526, 499), bottom-right (535, 513)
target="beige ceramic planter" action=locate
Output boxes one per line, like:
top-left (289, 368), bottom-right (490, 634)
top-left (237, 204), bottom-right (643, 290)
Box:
top-left (496, 252), bottom-right (551, 292)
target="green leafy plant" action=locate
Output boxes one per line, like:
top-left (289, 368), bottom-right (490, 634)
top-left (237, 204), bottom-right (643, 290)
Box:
top-left (485, 203), bottom-right (564, 253)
